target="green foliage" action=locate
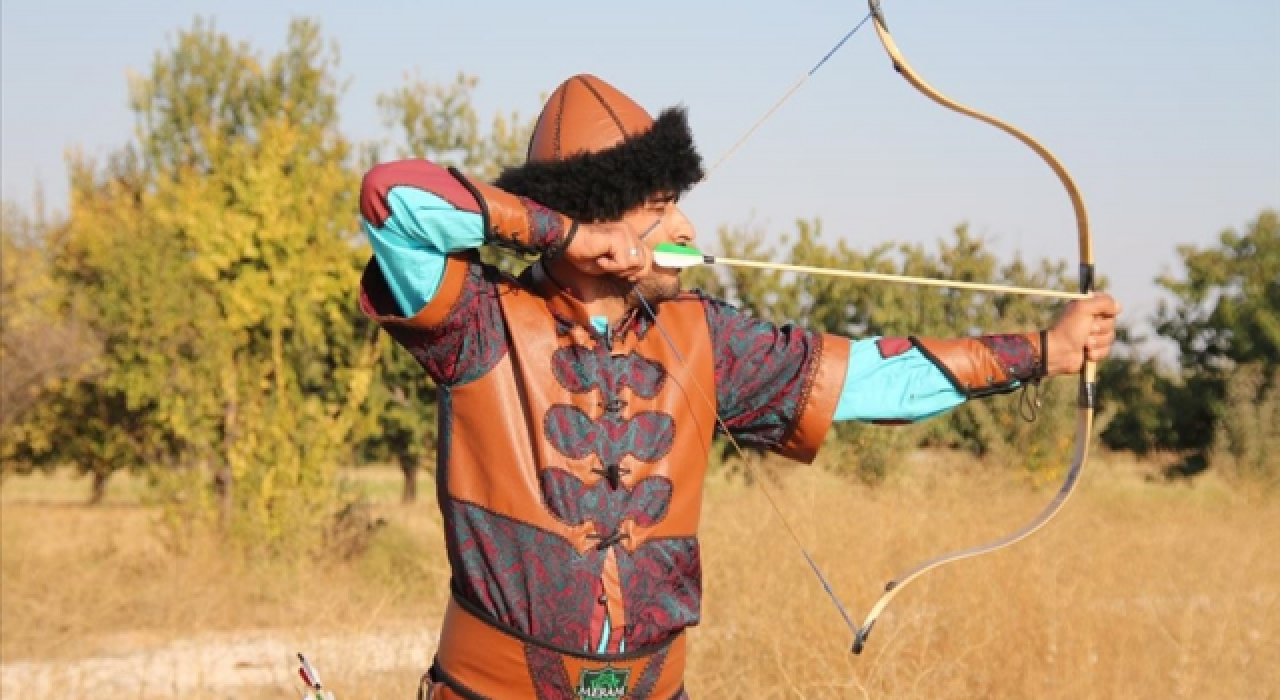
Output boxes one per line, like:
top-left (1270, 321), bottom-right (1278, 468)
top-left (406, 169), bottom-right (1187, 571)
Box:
top-left (824, 420), bottom-right (921, 485)
top-left (1156, 210), bottom-right (1279, 375)
top-left (1, 202), bottom-right (101, 467)
top-left (8, 379), bottom-right (159, 504)
top-left (1096, 350), bottom-right (1176, 456)
top-left (1211, 362), bottom-right (1279, 487)
top-left (1098, 350), bottom-right (1221, 457)
top-left (36, 17), bottom-right (375, 554)
top-left (1124, 210), bottom-right (1280, 473)
top-left (377, 71), bottom-right (535, 181)
top-left (1093, 208), bottom-right (1278, 482)
top-left (1156, 209), bottom-right (1278, 450)
top-left (702, 220), bottom-right (806, 324)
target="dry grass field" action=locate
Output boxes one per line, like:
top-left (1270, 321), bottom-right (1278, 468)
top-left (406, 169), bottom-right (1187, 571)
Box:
top-left (2, 451), bottom-right (1277, 699)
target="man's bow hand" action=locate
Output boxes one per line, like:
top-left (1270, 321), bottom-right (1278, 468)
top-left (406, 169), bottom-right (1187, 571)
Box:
top-left (1046, 293), bottom-right (1122, 376)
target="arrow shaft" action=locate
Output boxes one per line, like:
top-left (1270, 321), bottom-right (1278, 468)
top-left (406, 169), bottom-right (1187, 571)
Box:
top-left (712, 256), bottom-right (1088, 300)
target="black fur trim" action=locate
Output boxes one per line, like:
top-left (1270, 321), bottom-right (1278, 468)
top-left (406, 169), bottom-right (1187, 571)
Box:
top-left (493, 107), bottom-right (704, 223)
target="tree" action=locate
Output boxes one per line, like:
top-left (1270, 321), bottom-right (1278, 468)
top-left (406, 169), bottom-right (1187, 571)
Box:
top-left (1095, 343), bottom-right (1177, 457)
top-left (377, 71), bottom-right (533, 182)
top-left (1151, 209), bottom-right (1280, 479)
top-left (1156, 209), bottom-right (1279, 377)
top-left (49, 17), bottom-right (373, 551)
top-left (0, 200), bottom-right (104, 497)
top-left (0, 202), bottom-right (98, 433)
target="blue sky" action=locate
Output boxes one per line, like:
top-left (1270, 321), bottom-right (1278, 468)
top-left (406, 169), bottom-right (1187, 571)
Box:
top-left (3, 0), bottom-right (1277, 358)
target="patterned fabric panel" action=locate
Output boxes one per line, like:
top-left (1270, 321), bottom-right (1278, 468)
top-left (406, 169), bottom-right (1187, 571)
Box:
top-left (978, 333), bottom-right (1042, 379)
top-left (448, 500), bottom-right (703, 652)
top-left (450, 500), bottom-right (605, 647)
top-left (699, 294), bottom-right (822, 450)
top-left (360, 261), bottom-right (509, 387)
top-left (616, 538), bottom-right (703, 648)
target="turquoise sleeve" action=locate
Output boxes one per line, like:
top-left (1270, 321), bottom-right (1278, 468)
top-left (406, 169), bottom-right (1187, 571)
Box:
top-left (834, 338), bottom-right (969, 422)
top-left (364, 186), bottom-right (487, 317)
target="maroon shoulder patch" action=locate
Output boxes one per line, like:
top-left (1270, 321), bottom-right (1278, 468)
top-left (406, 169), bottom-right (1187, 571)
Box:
top-left (360, 159), bottom-right (479, 227)
top-left (876, 336), bottom-right (913, 359)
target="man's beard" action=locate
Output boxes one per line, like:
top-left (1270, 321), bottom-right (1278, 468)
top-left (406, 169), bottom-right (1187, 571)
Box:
top-left (624, 273), bottom-right (682, 311)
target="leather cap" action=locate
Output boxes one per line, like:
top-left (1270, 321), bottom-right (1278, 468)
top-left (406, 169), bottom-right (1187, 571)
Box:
top-left (494, 74), bottom-right (703, 223)
top-left (528, 74), bottom-right (655, 162)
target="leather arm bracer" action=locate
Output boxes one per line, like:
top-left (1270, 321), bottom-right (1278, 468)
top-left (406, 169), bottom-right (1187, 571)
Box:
top-left (448, 167), bottom-right (577, 257)
top-left (911, 332), bottom-right (1047, 398)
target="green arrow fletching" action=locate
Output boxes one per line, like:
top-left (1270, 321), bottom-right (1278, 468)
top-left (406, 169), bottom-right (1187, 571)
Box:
top-left (653, 243), bottom-right (711, 269)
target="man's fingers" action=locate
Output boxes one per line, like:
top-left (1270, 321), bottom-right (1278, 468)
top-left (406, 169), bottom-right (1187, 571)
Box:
top-left (593, 241), bottom-right (650, 279)
top-left (1087, 325), bottom-right (1116, 358)
top-left (563, 218), bottom-right (655, 281)
top-left (594, 253), bottom-right (631, 275)
top-left (1087, 293), bottom-right (1122, 318)
top-left (630, 245), bottom-right (653, 280)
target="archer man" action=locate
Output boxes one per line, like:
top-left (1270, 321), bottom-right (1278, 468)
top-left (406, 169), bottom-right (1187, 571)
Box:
top-left (355, 74), bottom-right (1120, 700)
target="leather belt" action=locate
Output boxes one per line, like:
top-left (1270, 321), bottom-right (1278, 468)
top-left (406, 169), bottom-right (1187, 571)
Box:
top-left (428, 593), bottom-right (687, 700)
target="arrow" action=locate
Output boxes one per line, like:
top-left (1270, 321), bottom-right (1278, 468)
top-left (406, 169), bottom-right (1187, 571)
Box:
top-left (297, 652), bottom-right (335, 699)
top-left (653, 243), bottom-right (1088, 301)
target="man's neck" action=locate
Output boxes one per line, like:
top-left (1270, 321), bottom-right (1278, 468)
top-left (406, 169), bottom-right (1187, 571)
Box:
top-left (544, 258), bottom-right (632, 326)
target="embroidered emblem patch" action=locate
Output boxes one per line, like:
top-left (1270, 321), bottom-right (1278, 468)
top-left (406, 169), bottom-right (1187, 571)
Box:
top-left (576, 666), bottom-right (631, 699)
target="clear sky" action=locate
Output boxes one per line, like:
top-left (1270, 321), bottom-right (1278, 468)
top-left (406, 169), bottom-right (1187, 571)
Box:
top-left (3, 0), bottom-right (1278, 358)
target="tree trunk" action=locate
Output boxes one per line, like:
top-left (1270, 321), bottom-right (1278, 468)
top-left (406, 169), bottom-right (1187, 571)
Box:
top-left (218, 395), bottom-right (238, 528)
top-left (215, 463), bottom-right (234, 526)
top-left (399, 454), bottom-right (419, 504)
top-left (89, 468), bottom-right (109, 505)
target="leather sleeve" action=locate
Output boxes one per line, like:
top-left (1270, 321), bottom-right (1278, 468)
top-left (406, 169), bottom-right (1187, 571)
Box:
top-left (449, 168), bottom-right (576, 256)
top-left (910, 332), bottom-right (1046, 398)
top-left (778, 333), bottom-right (851, 463)
top-left (359, 159), bottom-right (484, 326)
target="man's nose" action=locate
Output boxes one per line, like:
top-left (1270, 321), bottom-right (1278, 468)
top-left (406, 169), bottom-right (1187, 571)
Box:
top-left (670, 207), bottom-right (695, 245)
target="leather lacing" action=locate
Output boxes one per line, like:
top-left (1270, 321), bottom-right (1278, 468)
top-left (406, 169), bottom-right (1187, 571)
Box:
top-left (588, 529), bottom-right (630, 551)
top-left (592, 463), bottom-right (631, 490)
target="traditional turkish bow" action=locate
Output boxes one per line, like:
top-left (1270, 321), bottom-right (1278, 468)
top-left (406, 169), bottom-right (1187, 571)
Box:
top-left (848, 0), bottom-right (1098, 653)
top-left (636, 0), bottom-right (1098, 656)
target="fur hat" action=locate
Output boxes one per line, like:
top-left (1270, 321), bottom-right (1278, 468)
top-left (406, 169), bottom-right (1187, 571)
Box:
top-left (493, 74), bottom-right (704, 223)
